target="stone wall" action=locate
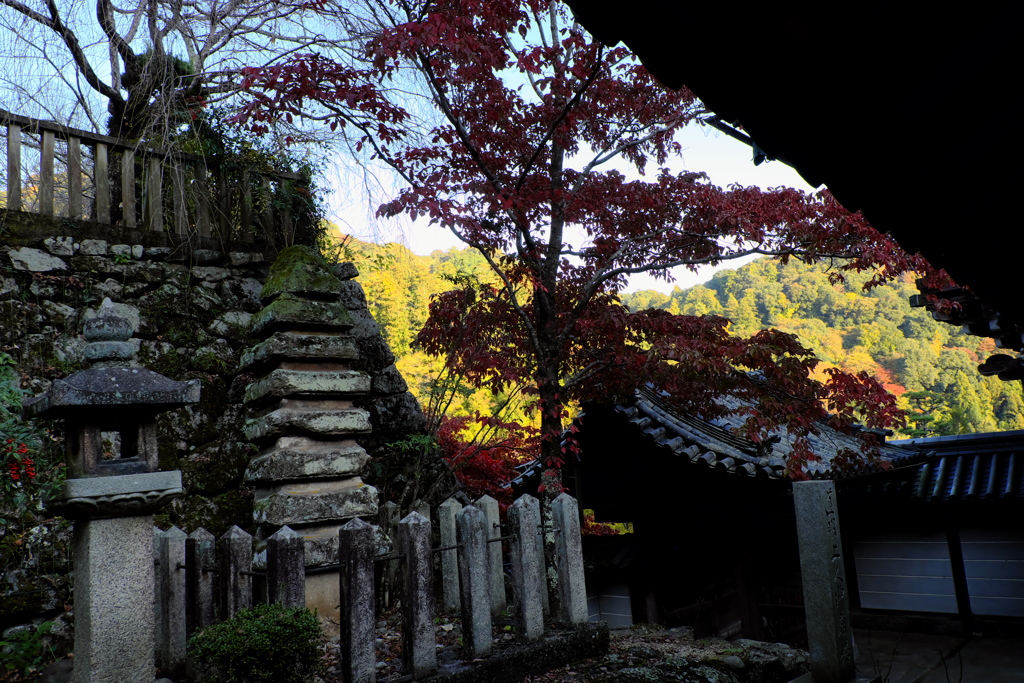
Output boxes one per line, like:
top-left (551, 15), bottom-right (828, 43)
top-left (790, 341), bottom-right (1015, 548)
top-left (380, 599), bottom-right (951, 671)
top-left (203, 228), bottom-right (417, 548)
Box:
top-left (2, 236), bottom-right (271, 536)
top-left (1, 231), bottom-right (445, 637)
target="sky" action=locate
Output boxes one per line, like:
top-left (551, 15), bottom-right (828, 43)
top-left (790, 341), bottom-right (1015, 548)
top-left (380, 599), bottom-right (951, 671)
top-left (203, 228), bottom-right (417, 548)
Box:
top-left (325, 121), bottom-right (819, 295)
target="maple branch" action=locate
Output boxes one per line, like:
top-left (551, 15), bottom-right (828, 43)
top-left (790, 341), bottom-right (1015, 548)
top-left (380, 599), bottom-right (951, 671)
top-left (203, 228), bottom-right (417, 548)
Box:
top-left (447, 224), bottom-right (542, 358)
top-left (562, 360), bottom-right (606, 390)
top-left (415, 50), bottom-right (506, 195)
top-left (513, 47), bottom-right (603, 194)
top-left (570, 120), bottom-right (682, 194)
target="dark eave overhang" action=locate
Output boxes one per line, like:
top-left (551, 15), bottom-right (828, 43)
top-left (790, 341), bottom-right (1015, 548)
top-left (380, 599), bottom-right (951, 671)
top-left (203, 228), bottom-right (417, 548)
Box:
top-left (565, 2), bottom-right (1024, 346)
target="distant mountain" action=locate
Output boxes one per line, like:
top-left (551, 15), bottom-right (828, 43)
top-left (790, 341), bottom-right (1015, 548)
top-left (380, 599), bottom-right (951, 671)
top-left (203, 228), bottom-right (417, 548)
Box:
top-left (331, 227), bottom-right (1021, 438)
top-left (622, 258), bottom-right (1024, 437)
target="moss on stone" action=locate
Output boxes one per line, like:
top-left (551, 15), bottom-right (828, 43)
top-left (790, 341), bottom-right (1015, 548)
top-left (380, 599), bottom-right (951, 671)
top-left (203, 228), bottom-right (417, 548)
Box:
top-left (158, 489), bottom-right (255, 536)
top-left (0, 582), bottom-right (43, 625)
top-left (249, 293), bottom-right (353, 338)
top-left (192, 346), bottom-right (233, 375)
top-left (260, 246), bottom-right (340, 303)
top-left (181, 441), bottom-right (257, 495)
top-left (138, 343), bottom-right (186, 379)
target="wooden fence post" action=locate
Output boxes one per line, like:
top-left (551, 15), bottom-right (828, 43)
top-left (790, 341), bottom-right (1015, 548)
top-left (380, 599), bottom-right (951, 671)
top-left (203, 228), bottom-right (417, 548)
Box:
top-left (195, 162), bottom-right (211, 238)
top-left (218, 526), bottom-right (252, 619)
top-left (121, 149), bottom-right (136, 227)
top-left (267, 526), bottom-right (305, 609)
top-left (338, 518), bottom-right (375, 683)
top-left (39, 129), bottom-right (54, 215)
top-left (94, 142), bottom-right (110, 223)
top-left (171, 161), bottom-right (186, 236)
top-left (145, 155), bottom-right (162, 232)
top-left (241, 171), bottom-right (253, 241)
top-left (457, 505), bottom-right (492, 659)
top-left (67, 136), bottom-right (82, 219)
top-left (6, 122), bottom-right (21, 211)
top-left (398, 511), bottom-right (435, 679)
top-left (508, 494), bottom-right (544, 642)
top-left (186, 528), bottom-right (217, 635)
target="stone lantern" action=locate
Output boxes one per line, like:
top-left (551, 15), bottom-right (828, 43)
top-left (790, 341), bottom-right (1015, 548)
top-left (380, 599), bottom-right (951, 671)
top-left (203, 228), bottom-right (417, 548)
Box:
top-left (23, 298), bottom-right (200, 683)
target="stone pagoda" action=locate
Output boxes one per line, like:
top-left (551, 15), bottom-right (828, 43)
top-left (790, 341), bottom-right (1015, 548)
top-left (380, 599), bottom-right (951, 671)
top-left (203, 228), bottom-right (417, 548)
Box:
top-left (240, 246), bottom-right (379, 619)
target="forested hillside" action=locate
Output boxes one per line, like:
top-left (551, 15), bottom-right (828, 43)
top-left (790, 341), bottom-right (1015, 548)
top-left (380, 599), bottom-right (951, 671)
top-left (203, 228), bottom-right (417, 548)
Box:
top-left (333, 228), bottom-right (1022, 439)
top-left (327, 232), bottom-right (535, 430)
top-left (624, 259), bottom-right (1024, 437)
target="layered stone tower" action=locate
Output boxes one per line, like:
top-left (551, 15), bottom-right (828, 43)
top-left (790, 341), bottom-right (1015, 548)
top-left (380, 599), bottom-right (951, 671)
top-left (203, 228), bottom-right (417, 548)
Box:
top-left (240, 247), bottom-right (381, 618)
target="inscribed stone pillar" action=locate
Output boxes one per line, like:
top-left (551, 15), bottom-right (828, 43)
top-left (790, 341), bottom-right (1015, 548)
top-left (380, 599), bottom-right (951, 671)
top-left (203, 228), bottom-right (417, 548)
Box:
top-left (155, 525), bottom-right (187, 679)
top-left (338, 518), bottom-right (375, 683)
top-left (793, 480), bottom-right (856, 683)
top-left (508, 494), bottom-right (544, 642)
top-left (475, 494), bottom-right (506, 617)
top-left (399, 512), bottom-right (436, 679)
top-left (456, 505), bottom-right (492, 658)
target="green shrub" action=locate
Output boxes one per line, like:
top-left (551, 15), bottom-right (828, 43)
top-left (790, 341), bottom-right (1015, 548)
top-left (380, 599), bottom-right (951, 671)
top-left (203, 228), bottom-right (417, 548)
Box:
top-left (0, 621), bottom-right (58, 677)
top-left (187, 603), bottom-right (324, 683)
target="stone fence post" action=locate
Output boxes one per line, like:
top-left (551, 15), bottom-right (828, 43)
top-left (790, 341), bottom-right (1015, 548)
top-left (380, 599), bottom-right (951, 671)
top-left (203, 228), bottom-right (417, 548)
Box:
top-left (267, 526), bottom-right (305, 608)
top-left (476, 494), bottom-right (506, 617)
top-left (155, 526), bottom-right (187, 679)
top-left (378, 500), bottom-right (401, 609)
top-left (185, 528), bottom-right (217, 636)
top-left (552, 493), bottom-right (588, 625)
top-left (339, 518), bottom-right (375, 683)
top-left (457, 505), bottom-right (492, 659)
top-left (399, 511), bottom-right (436, 679)
top-left (218, 526), bottom-right (253, 619)
top-left (438, 497), bottom-right (462, 613)
top-left (508, 494), bottom-right (544, 642)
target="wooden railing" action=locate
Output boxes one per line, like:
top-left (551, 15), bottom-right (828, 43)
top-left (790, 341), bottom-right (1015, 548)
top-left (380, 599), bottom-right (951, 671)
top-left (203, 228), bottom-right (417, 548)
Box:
top-left (2, 109), bottom-right (310, 248)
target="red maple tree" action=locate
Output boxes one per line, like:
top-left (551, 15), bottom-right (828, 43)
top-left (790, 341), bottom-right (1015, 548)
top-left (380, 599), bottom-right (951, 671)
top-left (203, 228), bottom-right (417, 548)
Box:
top-left (235, 0), bottom-right (948, 477)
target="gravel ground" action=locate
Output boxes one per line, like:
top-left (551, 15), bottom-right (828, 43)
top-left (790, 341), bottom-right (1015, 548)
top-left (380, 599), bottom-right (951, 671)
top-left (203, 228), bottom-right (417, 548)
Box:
top-left (317, 615), bottom-right (808, 683)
